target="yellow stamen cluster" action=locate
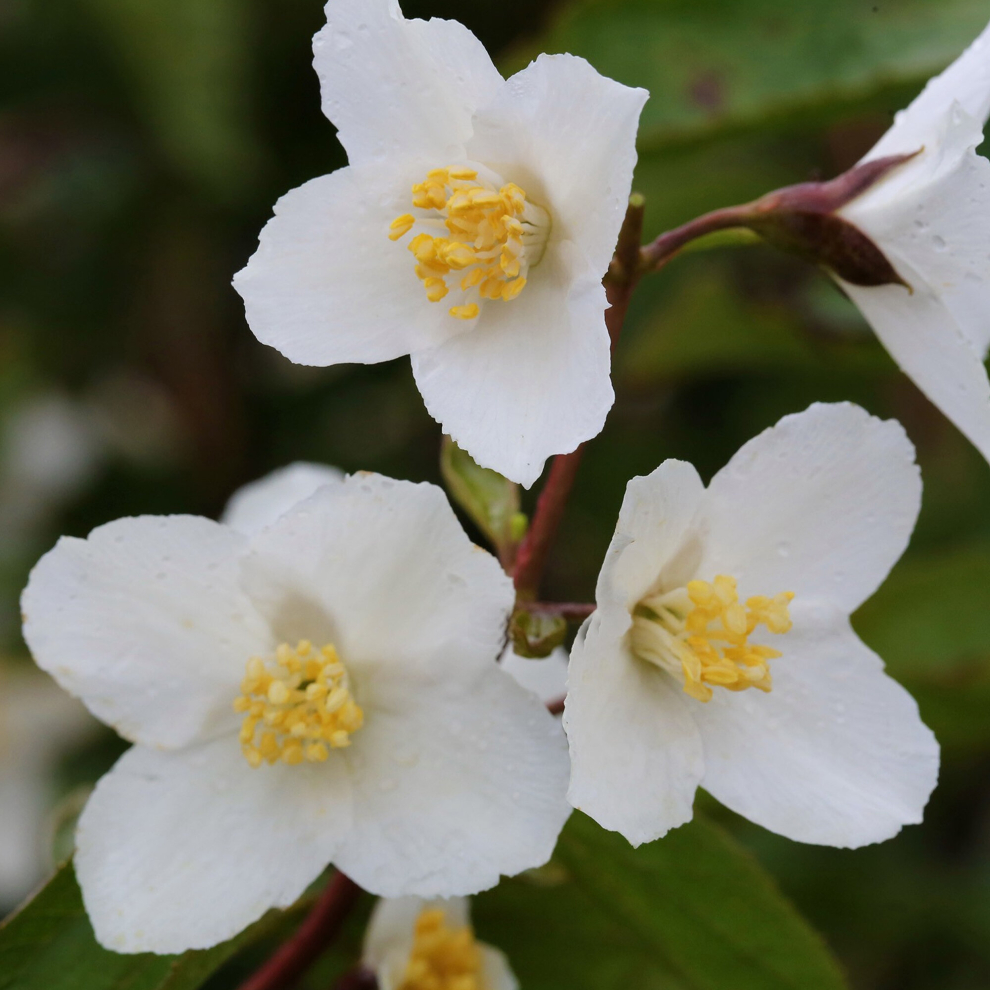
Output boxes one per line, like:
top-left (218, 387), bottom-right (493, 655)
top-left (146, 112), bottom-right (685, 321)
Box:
top-left (389, 165), bottom-right (549, 320)
top-left (396, 908), bottom-right (484, 990)
top-left (233, 641), bottom-right (363, 767)
top-left (631, 575), bottom-right (794, 703)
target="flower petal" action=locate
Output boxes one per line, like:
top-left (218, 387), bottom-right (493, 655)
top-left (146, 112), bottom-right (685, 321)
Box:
top-left (411, 244), bottom-right (613, 487)
top-left (234, 165), bottom-right (465, 367)
top-left (241, 474), bottom-right (513, 676)
top-left (696, 402), bottom-right (921, 613)
top-left (598, 459), bottom-right (706, 613)
top-left (314, 0), bottom-right (502, 166)
top-left (333, 662), bottom-right (570, 897)
top-left (839, 261), bottom-right (990, 466)
top-left (692, 599), bottom-right (939, 847)
top-left (222, 462), bottom-right (345, 535)
top-left (21, 516), bottom-right (271, 750)
top-left (74, 737), bottom-right (352, 953)
top-left (864, 17), bottom-right (990, 161)
top-left (843, 104), bottom-right (990, 360)
top-left (563, 613), bottom-right (703, 846)
top-left (499, 645), bottom-right (568, 707)
top-left (481, 946), bottom-right (519, 990)
top-left (467, 53), bottom-right (648, 277)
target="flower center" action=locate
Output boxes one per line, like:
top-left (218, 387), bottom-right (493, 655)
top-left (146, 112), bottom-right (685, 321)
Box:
top-left (389, 165), bottom-right (551, 321)
top-left (233, 640), bottom-right (364, 767)
top-left (397, 908), bottom-right (484, 990)
top-left (630, 575), bottom-right (794, 702)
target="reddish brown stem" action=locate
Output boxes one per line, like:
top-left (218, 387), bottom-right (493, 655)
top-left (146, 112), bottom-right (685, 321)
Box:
top-left (237, 872), bottom-right (362, 990)
top-left (546, 696), bottom-right (565, 716)
top-left (525, 601), bottom-right (596, 622)
top-left (512, 198), bottom-right (646, 599)
top-left (638, 204), bottom-right (755, 273)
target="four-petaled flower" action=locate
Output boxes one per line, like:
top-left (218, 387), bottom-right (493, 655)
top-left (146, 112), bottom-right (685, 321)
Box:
top-left (564, 403), bottom-right (939, 848)
top-left (21, 470), bottom-right (569, 952)
top-left (836, 18), bottom-right (990, 465)
top-left (363, 895), bottom-right (516, 990)
top-left (233, 0), bottom-right (647, 487)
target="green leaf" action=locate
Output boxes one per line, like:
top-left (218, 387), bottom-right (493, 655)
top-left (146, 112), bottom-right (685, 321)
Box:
top-left (505, 0), bottom-right (990, 151)
top-left (475, 813), bottom-right (848, 990)
top-left (0, 861), bottom-right (292, 990)
top-left (440, 436), bottom-right (522, 554)
top-left (854, 542), bottom-right (990, 751)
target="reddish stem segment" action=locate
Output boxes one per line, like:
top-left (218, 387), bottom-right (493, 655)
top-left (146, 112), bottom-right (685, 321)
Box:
top-left (237, 872), bottom-right (362, 990)
top-left (638, 204), bottom-right (755, 273)
top-left (512, 198), bottom-right (645, 598)
top-left (524, 601), bottom-right (596, 622)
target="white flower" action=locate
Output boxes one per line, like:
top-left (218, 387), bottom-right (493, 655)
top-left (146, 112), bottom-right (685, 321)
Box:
top-left (233, 0), bottom-right (647, 488)
top-left (836, 18), bottom-right (990, 465)
top-left (363, 895), bottom-right (516, 990)
top-left (21, 472), bottom-right (570, 953)
top-left (0, 665), bottom-right (97, 908)
top-left (563, 403), bottom-right (939, 848)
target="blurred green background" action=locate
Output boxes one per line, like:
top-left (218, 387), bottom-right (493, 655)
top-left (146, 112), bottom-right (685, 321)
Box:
top-left (2, 0), bottom-right (990, 988)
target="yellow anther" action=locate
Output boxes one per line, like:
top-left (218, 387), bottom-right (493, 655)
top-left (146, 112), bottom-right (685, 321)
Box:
top-left (389, 164), bottom-right (549, 319)
top-left (501, 277), bottom-right (526, 301)
top-left (389, 214), bottom-right (415, 241)
top-left (632, 575), bottom-right (794, 703)
top-left (396, 908), bottom-right (483, 990)
top-left (425, 277), bottom-right (449, 302)
top-left (233, 641), bottom-right (364, 768)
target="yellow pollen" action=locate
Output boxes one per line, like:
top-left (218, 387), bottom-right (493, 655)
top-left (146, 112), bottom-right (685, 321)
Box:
top-left (233, 640), bottom-right (364, 767)
top-left (390, 165), bottom-right (550, 320)
top-left (631, 575), bottom-right (794, 703)
top-left (396, 908), bottom-right (484, 990)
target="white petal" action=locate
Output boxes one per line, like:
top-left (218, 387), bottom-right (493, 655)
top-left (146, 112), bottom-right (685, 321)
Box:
top-left (333, 662), bottom-right (570, 897)
top-left (411, 244), bottom-right (613, 487)
top-left (467, 53), bottom-right (648, 277)
top-left (697, 402), bottom-right (921, 612)
top-left (865, 18), bottom-right (990, 161)
top-left (222, 462), bottom-right (345, 535)
top-left (597, 459), bottom-right (706, 612)
top-left (21, 516), bottom-right (271, 750)
top-left (314, 0), bottom-right (502, 166)
top-left (563, 613), bottom-right (703, 846)
top-left (481, 945), bottom-right (519, 990)
top-left (844, 104), bottom-right (990, 359)
top-left (692, 599), bottom-right (939, 847)
top-left (75, 737), bottom-right (352, 953)
top-left (233, 165), bottom-right (464, 368)
top-left (840, 261), bottom-right (990, 466)
top-left (499, 645), bottom-right (568, 706)
top-left (241, 474), bottom-right (513, 676)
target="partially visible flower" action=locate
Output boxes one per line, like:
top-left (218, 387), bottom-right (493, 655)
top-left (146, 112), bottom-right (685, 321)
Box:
top-left (233, 0), bottom-right (647, 487)
top-left (834, 18), bottom-right (990, 464)
top-left (363, 895), bottom-right (516, 990)
top-left (564, 403), bottom-right (939, 848)
top-left (21, 473), bottom-right (569, 953)
top-left (221, 461), bottom-right (345, 534)
top-left (0, 664), bottom-right (97, 909)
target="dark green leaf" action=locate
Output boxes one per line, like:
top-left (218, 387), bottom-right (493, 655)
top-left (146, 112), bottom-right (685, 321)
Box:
top-left (0, 862), bottom-right (297, 990)
top-left (475, 812), bottom-right (848, 990)
top-left (506, 0), bottom-right (990, 151)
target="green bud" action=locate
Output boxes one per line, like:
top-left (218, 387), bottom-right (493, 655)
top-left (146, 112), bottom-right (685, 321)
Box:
top-left (509, 609), bottom-right (568, 659)
top-left (440, 437), bottom-right (521, 556)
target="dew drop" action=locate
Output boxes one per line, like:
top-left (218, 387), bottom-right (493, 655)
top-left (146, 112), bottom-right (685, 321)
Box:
top-left (775, 540), bottom-right (791, 558)
top-left (932, 235), bottom-right (947, 251)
